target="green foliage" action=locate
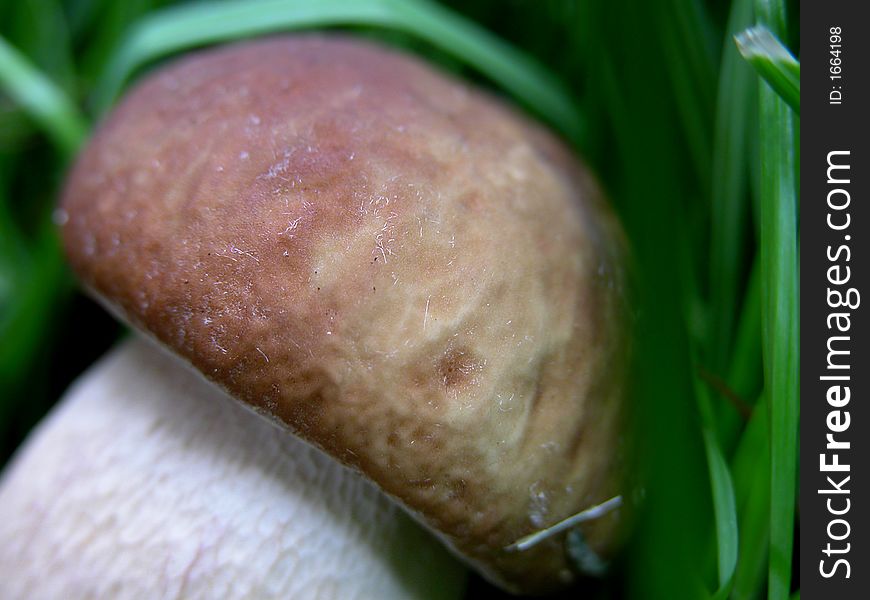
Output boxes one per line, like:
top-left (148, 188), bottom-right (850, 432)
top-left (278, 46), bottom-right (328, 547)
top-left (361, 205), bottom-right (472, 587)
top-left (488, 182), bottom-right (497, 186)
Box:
top-left (0, 1), bottom-right (800, 597)
top-left (736, 25), bottom-right (800, 113)
top-left (0, 36), bottom-right (85, 155)
top-left (92, 0), bottom-right (582, 141)
top-left (754, 0), bottom-right (799, 597)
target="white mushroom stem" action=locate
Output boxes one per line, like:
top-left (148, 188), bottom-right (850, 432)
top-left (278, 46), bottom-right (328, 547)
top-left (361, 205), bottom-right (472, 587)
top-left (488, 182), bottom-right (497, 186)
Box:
top-left (0, 337), bottom-right (466, 599)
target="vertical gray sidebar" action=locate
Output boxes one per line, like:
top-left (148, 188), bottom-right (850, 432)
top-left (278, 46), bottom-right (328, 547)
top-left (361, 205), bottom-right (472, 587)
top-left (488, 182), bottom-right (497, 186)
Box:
top-left (801, 1), bottom-right (869, 597)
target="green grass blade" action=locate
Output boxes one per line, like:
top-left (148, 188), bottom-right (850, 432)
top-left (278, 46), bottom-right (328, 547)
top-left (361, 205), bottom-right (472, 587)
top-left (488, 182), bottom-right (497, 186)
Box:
top-left (718, 255), bottom-right (763, 449)
top-left (0, 35), bottom-right (87, 155)
top-left (654, 0), bottom-right (716, 185)
top-left (731, 414), bottom-right (771, 600)
top-left (760, 88), bottom-right (799, 600)
top-left (0, 227), bottom-right (70, 389)
top-left (93, 0), bottom-right (582, 142)
top-left (735, 25), bottom-right (799, 114)
top-left (0, 191), bottom-right (26, 315)
top-left (709, 0), bottom-right (754, 372)
top-left (77, 0), bottom-right (165, 87)
top-left (0, 35), bottom-right (82, 415)
top-left (685, 227), bottom-right (738, 596)
top-left (702, 428), bottom-right (738, 592)
top-left (5, 0), bottom-right (78, 95)
top-left (591, 4), bottom-right (712, 592)
top-left (728, 256), bottom-right (763, 400)
top-left (689, 323), bottom-right (738, 595)
top-left (755, 1), bottom-right (799, 598)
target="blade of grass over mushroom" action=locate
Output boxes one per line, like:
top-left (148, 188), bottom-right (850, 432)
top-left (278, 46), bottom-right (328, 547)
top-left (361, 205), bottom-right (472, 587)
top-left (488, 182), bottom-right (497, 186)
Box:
top-left (755, 1), bottom-right (799, 598)
top-left (93, 0), bottom-right (582, 143)
top-left (504, 496), bottom-right (623, 552)
top-left (735, 26), bottom-right (799, 114)
top-left (0, 36), bottom-right (87, 156)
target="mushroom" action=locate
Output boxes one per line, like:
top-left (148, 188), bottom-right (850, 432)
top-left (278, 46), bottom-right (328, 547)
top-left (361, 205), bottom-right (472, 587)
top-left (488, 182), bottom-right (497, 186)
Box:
top-left (0, 337), bottom-right (466, 599)
top-left (1, 34), bottom-right (630, 595)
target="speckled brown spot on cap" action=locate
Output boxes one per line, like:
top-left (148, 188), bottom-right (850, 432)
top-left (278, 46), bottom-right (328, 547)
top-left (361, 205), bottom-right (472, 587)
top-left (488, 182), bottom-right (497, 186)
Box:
top-left (60, 34), bottom-right (631, 594)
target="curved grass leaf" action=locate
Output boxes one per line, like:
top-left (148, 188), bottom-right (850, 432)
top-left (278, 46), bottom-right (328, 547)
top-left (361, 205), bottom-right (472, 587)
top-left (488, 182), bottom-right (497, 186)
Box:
top-left (5, 0), bottom-right (78, 95)
top-left (709, 0), bottom-right (754, 373)
top-left (93, 0), bottom-right (582, 143)
top-left (735, 25), bottom-right (799, 114)
top-left (731, 413), bottom-right (771, 600)
top-left (0, 36), bottom-right (87, 155)
top-left (655, 0), bottom-right (717, 185)
top-left (691, 349), bottom-right (739, 596)
top-left (703, 428), bottom-right (738, 595)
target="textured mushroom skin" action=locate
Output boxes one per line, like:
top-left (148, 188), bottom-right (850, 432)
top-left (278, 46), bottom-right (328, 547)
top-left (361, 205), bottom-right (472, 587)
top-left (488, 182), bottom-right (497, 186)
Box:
top-left (0, 338), bottom-right (466, 600)
top-left (61, 35), bottom-right (630, 594)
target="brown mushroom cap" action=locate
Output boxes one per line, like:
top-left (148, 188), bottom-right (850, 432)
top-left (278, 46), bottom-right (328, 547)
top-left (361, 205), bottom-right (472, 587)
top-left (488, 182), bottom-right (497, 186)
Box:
top-left (60, 35), bottom-right (630, 594)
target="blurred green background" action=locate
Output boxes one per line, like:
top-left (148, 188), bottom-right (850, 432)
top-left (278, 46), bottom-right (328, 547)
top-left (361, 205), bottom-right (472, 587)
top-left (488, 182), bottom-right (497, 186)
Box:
top-left (0, 0), bottom-right (799, 598)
